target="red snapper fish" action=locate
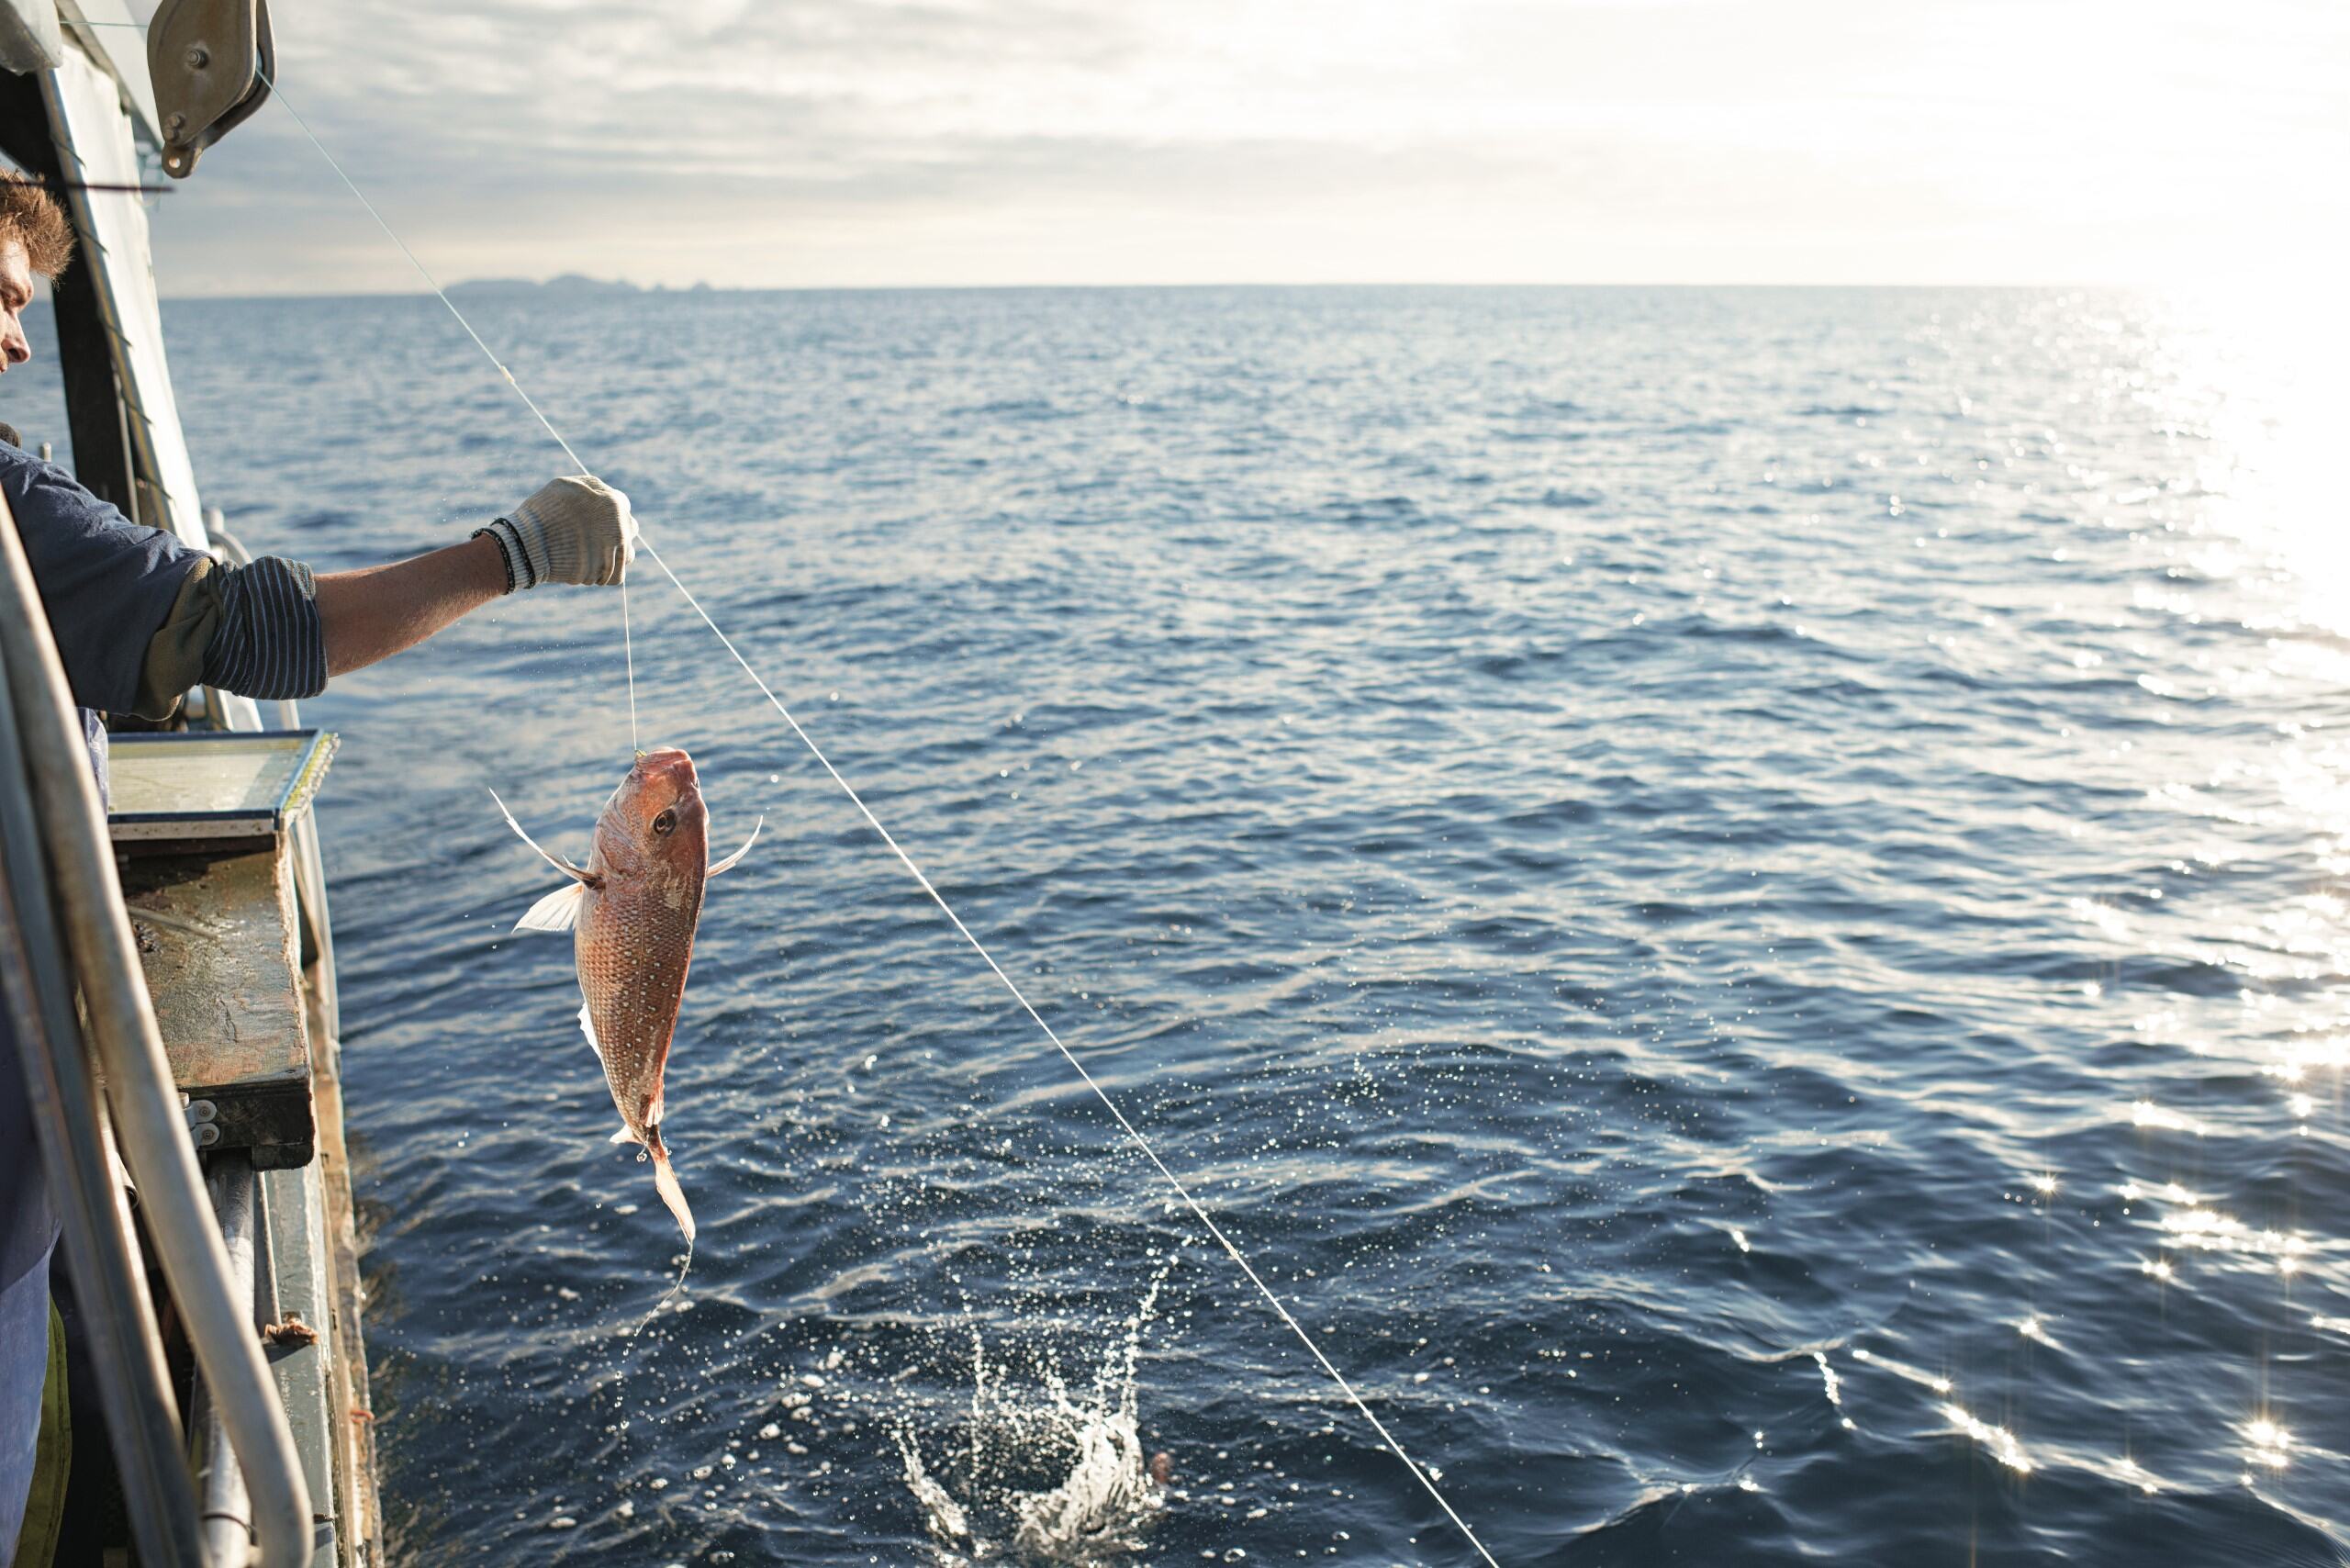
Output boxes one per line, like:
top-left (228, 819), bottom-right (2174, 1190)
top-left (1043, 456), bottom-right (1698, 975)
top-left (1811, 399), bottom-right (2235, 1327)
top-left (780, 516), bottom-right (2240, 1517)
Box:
top-left (489, 747), bottom-right (759, 1246)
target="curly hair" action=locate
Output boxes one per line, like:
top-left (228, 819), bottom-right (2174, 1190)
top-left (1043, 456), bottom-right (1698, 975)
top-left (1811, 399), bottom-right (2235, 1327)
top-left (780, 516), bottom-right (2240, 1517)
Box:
top-left (0, 171), bottom-right (74, 277)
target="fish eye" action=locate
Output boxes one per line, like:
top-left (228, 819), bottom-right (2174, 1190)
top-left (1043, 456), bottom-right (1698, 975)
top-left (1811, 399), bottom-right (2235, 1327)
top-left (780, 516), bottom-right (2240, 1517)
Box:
top-left (652, 809), bottom-right (677, 837)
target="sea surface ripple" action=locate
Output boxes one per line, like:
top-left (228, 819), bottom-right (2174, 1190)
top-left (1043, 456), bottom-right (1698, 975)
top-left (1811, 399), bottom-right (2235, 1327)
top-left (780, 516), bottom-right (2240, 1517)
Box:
top-left (20, 285), bottom-right (2349, 1565)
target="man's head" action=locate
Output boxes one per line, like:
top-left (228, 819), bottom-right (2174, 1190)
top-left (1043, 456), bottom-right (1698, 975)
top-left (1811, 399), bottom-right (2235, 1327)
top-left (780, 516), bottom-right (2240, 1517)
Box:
top-left (0, 173), bottom-right (73, 374)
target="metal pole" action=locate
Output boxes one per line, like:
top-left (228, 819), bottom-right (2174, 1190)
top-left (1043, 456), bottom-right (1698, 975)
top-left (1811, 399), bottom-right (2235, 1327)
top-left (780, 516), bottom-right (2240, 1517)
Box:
top-left (193, 1159), bottom-right (262, 1568)
top-left (0, 626), bottom-right (204, 1568)
top-left (0, 493), bottom-right (314, 1568)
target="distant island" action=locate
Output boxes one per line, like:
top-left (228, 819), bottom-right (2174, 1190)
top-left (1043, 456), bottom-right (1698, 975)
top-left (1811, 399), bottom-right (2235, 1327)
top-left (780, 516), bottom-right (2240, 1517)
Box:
top-left (445, 274), bottom-right (713, 298)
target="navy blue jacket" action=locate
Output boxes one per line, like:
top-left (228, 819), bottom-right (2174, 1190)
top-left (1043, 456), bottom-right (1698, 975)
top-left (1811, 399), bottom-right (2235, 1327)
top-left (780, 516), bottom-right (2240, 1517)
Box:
top-left (0, 441), bottom-right (204, 714)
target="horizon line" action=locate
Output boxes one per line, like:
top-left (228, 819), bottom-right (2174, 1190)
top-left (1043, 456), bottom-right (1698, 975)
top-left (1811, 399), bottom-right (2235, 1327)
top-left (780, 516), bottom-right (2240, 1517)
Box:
top-left (126, 278), bottom-right (2185, 306)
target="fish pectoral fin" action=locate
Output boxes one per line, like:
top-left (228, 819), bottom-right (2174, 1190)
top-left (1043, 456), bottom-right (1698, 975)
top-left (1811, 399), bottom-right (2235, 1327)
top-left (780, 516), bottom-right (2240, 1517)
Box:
top-left (609, 1124), bottom-right (638, 1145)
top-left (707, 814), bottom-right (763, 878)
top-left (487, 787), bottom-right (597, 884)
top-left (515, 881), bottom-right (586, 934)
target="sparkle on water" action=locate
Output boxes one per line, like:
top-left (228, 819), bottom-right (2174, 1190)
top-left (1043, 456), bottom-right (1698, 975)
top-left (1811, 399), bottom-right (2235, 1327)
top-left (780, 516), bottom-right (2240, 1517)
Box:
top-left (15, 283), bottom-right (2349, 1562)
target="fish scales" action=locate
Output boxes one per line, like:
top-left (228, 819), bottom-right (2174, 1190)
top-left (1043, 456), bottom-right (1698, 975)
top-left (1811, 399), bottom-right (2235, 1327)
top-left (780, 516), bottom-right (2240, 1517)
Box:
top-left (492, 747), bottom-right (760, 1248)
top-left (577, 769), bottom-right (705, 1138)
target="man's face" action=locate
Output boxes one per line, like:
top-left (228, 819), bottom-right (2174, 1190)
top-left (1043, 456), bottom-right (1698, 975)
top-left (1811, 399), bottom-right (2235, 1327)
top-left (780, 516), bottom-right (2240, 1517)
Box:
top-left (0, 239), bottom-right (34, 372)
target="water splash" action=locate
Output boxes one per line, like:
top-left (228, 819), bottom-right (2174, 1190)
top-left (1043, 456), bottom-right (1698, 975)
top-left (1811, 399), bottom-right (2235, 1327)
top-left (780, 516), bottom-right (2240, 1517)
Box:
top-left (897, 1430), bottom-right (979, 1554)
top-left (894, 1264), bottom-right (1173, 1565)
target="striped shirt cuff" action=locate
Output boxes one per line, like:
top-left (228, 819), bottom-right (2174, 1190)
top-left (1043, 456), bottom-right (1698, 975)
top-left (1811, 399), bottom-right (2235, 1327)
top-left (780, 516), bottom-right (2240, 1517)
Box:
top-left (201, 555), bottom-right (327, 700)
top-left (473, 519), bottom-right (530, 591)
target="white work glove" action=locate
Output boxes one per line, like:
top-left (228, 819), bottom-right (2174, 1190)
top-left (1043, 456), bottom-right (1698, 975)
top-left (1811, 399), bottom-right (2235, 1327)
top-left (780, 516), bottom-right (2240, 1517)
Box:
top-left (477, 475), bottom-right (636, 589)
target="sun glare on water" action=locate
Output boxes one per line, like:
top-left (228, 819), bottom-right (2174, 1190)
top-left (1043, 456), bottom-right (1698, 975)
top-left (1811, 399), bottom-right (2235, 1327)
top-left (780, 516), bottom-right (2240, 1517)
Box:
top-left (2155, 287), bottom-right (2350, 637)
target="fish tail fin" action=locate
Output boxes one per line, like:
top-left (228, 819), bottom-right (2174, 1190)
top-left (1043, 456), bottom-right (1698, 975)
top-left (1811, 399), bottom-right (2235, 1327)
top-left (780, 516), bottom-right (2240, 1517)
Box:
top-left (632, 1133), bottom-right (696, 1341)
top-left (647, 1132), bottom-right (697, 1244)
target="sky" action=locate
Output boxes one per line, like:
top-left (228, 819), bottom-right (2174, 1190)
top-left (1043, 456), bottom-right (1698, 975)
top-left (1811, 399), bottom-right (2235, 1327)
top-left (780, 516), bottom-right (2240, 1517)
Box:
top-left (108, 0), bottom-right (2350, 296)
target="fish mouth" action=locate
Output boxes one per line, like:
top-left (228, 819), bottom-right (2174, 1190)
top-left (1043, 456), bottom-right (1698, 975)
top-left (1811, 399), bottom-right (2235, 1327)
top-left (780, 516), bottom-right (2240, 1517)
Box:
top-left (633, 746), bottom-right (698, 785)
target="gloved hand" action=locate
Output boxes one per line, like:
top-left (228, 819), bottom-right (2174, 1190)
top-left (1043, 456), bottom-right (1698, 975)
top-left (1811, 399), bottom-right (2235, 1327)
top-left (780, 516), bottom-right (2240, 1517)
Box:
top-left (476, 475), bottom-right (636, 589)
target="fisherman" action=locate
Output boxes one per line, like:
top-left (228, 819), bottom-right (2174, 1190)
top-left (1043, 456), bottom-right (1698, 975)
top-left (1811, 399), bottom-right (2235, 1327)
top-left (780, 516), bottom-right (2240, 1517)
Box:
top-left (0, 174), bottom-right (634, 1561)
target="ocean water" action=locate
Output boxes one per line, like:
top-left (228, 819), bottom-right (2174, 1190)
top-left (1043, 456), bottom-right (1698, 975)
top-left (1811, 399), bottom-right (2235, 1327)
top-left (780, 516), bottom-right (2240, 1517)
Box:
top-left (15, 285), bottom-right (2350, 1564)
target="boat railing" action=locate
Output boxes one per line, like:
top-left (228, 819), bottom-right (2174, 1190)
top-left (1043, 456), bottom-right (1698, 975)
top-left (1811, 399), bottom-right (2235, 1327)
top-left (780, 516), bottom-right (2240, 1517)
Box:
top-left (0, 490), bottom-right (315, 1568)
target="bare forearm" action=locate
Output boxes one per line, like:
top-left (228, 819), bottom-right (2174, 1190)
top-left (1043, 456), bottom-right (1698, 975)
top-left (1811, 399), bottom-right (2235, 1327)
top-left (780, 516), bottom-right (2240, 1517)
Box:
top-left (315, 535), bottom-right (506, 677)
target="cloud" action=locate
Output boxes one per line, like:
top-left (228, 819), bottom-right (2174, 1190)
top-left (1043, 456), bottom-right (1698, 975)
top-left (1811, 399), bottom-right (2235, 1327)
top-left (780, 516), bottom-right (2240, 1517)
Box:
top-left (137, 0), bottom-right (2350, 294)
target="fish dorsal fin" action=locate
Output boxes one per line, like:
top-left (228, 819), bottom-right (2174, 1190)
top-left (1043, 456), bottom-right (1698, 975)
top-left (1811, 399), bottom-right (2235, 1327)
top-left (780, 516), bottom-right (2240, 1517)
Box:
top-left (515, 881), bottom-right (585, 934)
top-left (708, 815), bottom-right (763, 879)
top-left (487, 787), bottom-right (598, 885)
top-left (576, 1003), bottom-right (604, 1063)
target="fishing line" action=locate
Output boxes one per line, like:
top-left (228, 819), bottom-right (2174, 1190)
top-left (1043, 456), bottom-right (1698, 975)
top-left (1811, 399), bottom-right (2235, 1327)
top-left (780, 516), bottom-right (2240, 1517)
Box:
top-left (632, 1227), bottom-right (691, 1341)
top-left (255, 69), bottom-right (641, 751)
top-left (639, 546), bottom-right (1501, 1565)
top-left (263, 76), bottom-right (1502, 1568)
top-left (621, 573), bottom-right (640, 751)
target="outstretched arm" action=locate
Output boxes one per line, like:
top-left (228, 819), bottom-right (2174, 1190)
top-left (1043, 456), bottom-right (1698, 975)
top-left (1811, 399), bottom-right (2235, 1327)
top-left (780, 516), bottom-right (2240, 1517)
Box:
top-left (316, 535), bottom-right (506, 677)
top-left (322, 475), bottom-right (637, 674)
top-left (131, 475), bottom-right (635, 710)
top-left (10, 436), bottom-right (633, 716)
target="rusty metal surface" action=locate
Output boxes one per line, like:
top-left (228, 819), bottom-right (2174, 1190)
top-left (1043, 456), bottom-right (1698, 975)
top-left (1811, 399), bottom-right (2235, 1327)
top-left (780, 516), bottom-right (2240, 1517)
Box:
top-left (303, 980), bottom-right (383, 1567)
top-left (119, 844), bottom-right (314, 1162)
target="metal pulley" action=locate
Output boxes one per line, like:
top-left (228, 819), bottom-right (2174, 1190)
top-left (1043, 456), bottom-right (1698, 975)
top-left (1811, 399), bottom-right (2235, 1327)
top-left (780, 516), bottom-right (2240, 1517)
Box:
top-left (147, 0), bottom-right (274, 177)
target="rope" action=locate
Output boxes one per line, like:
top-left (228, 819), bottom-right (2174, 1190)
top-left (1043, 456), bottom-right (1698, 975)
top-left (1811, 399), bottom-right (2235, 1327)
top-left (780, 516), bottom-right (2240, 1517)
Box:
top-left (261, 75), bottom-right (1500, 1568)
top-left (257, 69), bottom-right (640, 751)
